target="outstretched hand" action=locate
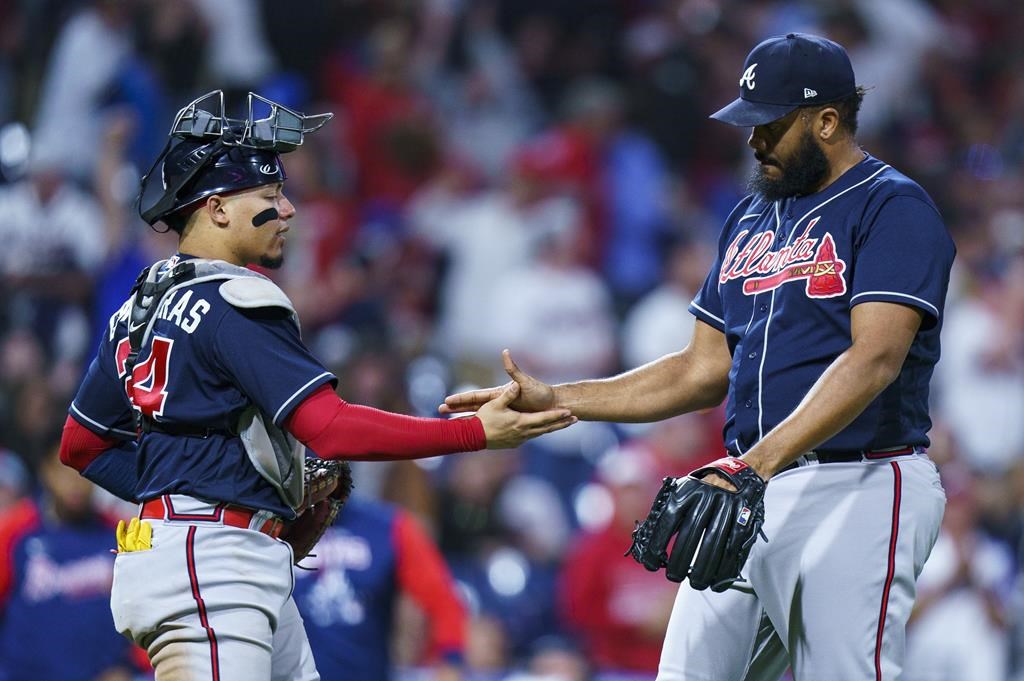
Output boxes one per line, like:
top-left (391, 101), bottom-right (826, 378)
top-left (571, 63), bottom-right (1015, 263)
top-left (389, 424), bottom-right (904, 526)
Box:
top-left (439, 350), bottom-right (557, 415)
top-left (475, 381), bottom-right (576, 449)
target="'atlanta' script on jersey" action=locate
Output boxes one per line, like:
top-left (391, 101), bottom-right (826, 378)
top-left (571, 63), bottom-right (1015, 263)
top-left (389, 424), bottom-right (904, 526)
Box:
top-left (719, 216), bottom-right (847, 298)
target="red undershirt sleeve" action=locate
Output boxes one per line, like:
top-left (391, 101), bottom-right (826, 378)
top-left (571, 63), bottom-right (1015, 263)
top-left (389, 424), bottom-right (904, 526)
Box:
top-left (59, 415), bottom-right (141, 502)
top-left (283, 384), bottom-right (486, 461)
top-left (392, 510), bottom-right (466, 663)
top-left (59, 415), bottom-right (121, 472)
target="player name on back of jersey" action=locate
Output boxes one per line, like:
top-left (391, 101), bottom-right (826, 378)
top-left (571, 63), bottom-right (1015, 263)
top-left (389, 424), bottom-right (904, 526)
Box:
top-left (108, 288), bottom-right (213, 341)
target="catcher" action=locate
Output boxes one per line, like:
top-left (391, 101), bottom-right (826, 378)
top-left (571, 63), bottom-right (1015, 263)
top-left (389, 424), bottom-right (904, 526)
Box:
top-left (59, 91), bottom-right (575, 681)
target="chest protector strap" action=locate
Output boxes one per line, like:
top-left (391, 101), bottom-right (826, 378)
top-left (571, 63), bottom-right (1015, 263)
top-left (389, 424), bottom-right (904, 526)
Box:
top-left (125, 261), bottom-right (198, 433)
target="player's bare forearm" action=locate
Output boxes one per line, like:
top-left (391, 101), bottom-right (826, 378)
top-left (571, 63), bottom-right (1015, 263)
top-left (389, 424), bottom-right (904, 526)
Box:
top-left (553, 321), bottom-right (732, 422)
top-left (553, 353), bottom-right (720, 421)
top-left (741, 302), bottom-right (924, 479)
top-left (441, 321), bottom-right (729, 421)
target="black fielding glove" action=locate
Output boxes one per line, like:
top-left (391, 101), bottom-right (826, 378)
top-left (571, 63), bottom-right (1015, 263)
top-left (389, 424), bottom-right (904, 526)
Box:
top-left (627, 457), bottom-right (766, 591)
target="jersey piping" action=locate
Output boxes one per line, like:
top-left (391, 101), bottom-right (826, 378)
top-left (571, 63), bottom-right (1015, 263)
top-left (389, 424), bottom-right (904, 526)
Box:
top-left (690, 301), bottom-right (725, 327)
top-left (70, 402), bottom-right (136, 439)
top-left (756, 202), bottom-right (784, 440)
top-left (850, 291), bottom-right (940, 318)
top-left (273, 371), bottom-right (335, 424)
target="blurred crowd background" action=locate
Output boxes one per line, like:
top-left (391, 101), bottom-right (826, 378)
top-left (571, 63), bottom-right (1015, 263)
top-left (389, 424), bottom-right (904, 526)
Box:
top-left (1, 0), bottom-right (1024, 679)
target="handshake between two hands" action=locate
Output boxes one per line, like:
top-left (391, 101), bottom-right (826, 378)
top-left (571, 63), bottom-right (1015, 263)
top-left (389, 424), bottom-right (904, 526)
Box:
top-left (439, 349), bottom-right (577, 450)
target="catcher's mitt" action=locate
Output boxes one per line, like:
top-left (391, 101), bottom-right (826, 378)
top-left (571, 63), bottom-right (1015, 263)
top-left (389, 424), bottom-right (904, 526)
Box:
top-left (280, 457), bottom-right (353, 564)
top-left (627, 457), bottom-right (766, 591)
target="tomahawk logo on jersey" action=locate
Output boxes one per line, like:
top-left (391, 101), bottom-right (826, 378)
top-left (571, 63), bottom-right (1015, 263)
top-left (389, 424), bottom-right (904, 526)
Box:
top-left (690, 154), bottom-right (956, 455)
top-left (69, 256), bottom-right (337, 517)
top-left (719, 217), bottom-right (848, 298)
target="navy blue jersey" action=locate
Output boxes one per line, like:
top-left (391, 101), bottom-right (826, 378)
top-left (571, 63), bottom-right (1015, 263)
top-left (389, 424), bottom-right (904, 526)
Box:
top-left (690, 154), bottom-right (955, 453)
top-left (293, 497), bottom-right (466, 679)
top-left (293, 499), bottom-right (400, 680)
top-left (0, 500), bottom-right (134, 681)
top-left (69, 256), bottom-right (336, 516)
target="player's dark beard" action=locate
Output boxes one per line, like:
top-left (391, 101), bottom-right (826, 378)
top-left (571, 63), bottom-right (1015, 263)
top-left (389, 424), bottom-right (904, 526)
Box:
top-left (748, 129), bottom-right (830, 201)
top-left (260, 254), bottom-right (284, 269)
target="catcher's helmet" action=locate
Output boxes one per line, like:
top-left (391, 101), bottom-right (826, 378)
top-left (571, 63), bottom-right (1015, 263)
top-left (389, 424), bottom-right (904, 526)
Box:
top-left (138, 91), bottom-right (332, 227)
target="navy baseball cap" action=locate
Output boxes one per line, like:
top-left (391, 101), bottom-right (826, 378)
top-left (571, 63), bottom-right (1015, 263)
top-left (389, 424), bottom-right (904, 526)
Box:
top-left (711, 33), bottom-right (857, 127)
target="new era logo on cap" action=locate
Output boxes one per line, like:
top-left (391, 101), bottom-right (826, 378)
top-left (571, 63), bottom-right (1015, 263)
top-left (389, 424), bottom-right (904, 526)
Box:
top-left (711, 33), bottom-right (857, 127)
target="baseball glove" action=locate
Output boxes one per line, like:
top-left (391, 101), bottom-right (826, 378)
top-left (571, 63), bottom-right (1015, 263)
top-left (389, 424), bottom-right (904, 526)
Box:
top-left (627, 457), bottom-right (766, 591)
top-left (280, 457), bottom-right (354, 565)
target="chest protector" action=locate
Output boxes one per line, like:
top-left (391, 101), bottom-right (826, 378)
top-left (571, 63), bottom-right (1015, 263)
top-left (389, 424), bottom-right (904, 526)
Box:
top-left (127, 258), bottom-right (306, 511)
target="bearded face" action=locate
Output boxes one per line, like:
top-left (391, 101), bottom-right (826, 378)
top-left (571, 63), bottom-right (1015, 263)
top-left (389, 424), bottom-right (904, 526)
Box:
top-left (748, 126), bottom-right (831, 201)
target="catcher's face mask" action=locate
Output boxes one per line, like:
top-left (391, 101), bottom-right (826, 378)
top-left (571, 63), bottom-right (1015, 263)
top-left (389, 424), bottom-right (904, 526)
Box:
top-left (137, 91), bottom-right (333, 227)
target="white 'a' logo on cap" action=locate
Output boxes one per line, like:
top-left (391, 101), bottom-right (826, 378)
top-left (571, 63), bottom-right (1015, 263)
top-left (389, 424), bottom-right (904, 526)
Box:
top-left (739, 64), bottom-right (758, 90)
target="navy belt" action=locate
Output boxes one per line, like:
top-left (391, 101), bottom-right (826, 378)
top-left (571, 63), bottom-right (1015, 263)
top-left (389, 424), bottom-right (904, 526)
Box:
top-left (779, 445), bottom-right (920, 473)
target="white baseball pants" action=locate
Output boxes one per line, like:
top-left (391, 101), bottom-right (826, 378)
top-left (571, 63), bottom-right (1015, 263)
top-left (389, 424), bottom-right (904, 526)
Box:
top-left (110, 499), bottom-right (319, 680)
top-left (657, 453), bottom-right (946, 681)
